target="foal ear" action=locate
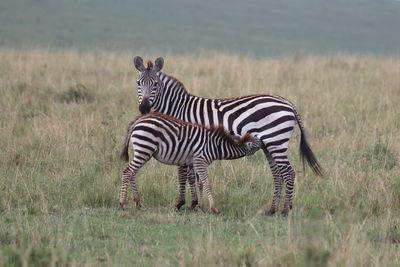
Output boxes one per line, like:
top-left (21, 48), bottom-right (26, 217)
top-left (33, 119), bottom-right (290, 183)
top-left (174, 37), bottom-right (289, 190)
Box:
top-left (133, 56), bottom-right (146, 71)
top-left (250, 136), bottom-right (262, 149)
top-left (154, 57), bottom-right (164, 72)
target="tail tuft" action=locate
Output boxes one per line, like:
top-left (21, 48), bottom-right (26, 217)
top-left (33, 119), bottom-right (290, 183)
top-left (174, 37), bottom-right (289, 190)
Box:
top-left (120, 121), bottom-right (136, 162)
top-left (120, 142), bottom-right (129, 162)
top-left (299, 130), bottom-right (323, 177)
top-left (292, 106), bottom-right (323, 177)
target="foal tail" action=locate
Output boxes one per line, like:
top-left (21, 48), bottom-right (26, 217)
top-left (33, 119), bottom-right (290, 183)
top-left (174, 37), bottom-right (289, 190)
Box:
top-left (293, 108), bottom-right (323, 177)
top-left (120, 120), bottom-right (137, 162)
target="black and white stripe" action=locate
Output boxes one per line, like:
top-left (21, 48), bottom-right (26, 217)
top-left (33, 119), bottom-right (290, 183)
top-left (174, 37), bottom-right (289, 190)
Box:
top-left (133, 57), bottom-right (323, 216)
top-left (119, 112), bottom-right (262, 214)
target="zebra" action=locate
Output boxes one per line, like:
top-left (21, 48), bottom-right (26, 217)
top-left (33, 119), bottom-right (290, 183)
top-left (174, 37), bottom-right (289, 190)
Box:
top-left (119, 112), bottom-right (262, 214)
top-left (132, 56), bottom-right (323, 216)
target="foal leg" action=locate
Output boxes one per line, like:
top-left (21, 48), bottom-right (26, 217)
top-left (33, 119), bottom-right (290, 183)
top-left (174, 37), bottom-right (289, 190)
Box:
top-left (175, 166), bottom-right (199, 210)
top-left (193, 158), bottom-right (220, 214)
top-left (119, 159), bottom-right (145, 210)
top-left (119, 148), bottom-right (153, 210)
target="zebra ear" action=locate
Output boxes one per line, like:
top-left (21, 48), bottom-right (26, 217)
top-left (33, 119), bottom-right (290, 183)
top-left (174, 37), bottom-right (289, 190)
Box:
top-left (154, 57), bottom-right (164, 72)
top-left (251, 136), bottom-right (262, 149)
top-left (133, 56), bottom-right (146, 72)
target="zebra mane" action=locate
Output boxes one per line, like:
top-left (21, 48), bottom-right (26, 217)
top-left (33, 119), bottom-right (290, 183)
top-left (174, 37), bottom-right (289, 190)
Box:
top-left (147, 60), bottom-right (154, 70)
top-left (158, 72), bottom-right (190, 94)
top-left (210, 126), bottom-right (252, 146)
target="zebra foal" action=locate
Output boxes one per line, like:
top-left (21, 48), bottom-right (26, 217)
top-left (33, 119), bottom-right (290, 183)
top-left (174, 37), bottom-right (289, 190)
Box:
top-left (119, 113), bottom-right (262, 214)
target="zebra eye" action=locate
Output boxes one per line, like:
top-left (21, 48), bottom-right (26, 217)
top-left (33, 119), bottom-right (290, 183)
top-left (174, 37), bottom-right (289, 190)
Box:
top-left (246, 142), bottom-right (253, 150)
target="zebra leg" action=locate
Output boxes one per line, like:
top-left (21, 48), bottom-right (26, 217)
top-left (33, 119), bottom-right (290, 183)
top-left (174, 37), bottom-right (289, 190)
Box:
top-left (263, 148), bottom-right (283, 216)
top-left (175, 166), bottom-right (188, 210)
top-left (119, 160), bottom-right (142, 210)
top-left (187, 167), bottom-right (199, 209)
top-left (193, 158), bottom-right (220, 214)
top-left (281, 164), bottom-right (296, 216)
top-left (119, 165), bottom-right (132, 210)
top-left (195, 172), bottom-right (205, 211)
top-left (119, 151), bottom-right (153, 210)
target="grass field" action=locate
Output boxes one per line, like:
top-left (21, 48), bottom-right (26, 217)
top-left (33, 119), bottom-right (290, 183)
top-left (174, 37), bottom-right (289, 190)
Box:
top-left (0, 49), bottom-right (399, 266)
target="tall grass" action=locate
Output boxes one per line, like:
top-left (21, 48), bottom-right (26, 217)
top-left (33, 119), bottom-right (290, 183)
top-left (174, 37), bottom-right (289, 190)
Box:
top-left (0, 49), bottom-right (399, 266)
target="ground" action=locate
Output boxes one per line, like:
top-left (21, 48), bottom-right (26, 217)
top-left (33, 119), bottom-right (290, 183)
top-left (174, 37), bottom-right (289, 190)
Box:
top-left (0, 50), bottom-right (399, 266)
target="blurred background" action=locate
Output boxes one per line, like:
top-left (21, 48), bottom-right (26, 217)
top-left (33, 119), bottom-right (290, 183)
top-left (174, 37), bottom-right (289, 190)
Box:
top-left (1, 0), bottom-right (400, 56)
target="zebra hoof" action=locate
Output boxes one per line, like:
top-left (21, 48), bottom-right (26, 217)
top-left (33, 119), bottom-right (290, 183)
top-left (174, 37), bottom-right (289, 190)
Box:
top-left (281, 209), bottom-right (290, 217)
top-left (119, 202), bottom-right (126, 210)
top-left (264, 208), bottom-right (277, 216)
top-left (174, 199), bottom-right (185, 210)
top-left (211, 207), bottom-right (222, 215)
top-left (189, 200), bottom-right (198, 210)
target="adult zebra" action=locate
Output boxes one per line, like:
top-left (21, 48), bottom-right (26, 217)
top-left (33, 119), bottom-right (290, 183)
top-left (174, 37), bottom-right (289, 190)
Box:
top-left (119, 113), bottom-right (262, 214)
top-left (133, 56), bottom-right (323, 216)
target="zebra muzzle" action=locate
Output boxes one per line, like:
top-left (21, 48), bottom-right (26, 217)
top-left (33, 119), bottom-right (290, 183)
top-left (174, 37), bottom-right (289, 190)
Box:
top-left (139, 99), bottom-right (151, 114)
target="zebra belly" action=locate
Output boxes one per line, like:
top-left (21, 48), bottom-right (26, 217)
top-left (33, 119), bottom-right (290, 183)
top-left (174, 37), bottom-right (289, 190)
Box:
top-left (153, 149), bottom-right (194, 166)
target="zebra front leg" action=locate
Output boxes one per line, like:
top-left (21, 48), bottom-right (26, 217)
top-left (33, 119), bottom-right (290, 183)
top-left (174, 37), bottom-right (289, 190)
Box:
top-left (175, 166), bottom-right (188, 210)
top-left (193, 158), bottom-right (220, 214)
top-left (196, 173), bottom-right (205, 211)
top-left (281, 164), bottom-right (296, 216)
top-left (187, 167), bottom-right (199, 209)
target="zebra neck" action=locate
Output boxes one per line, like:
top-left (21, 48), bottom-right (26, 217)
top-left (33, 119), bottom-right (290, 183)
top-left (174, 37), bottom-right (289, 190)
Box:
top-left (214, 139), bottom-right (247, 160)
top-left (156, 72), bottom-right (218, 124)
top-left (153, 86), bottom-right (191, 118)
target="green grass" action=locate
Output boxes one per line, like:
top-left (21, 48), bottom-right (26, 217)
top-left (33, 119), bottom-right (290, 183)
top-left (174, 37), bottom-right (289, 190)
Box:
top-left (0, 50), bottom-right (399, 265)
top-left (0, 0), bottom-right (400, 55)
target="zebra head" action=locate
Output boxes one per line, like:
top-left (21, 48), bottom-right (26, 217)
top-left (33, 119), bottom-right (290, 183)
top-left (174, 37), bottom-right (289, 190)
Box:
top-left (232, 134), bottom-right (262, 155)
top-left (133, 56), bottom-right (164, 114)
top-left (244, 136), bottom-right (262, 155)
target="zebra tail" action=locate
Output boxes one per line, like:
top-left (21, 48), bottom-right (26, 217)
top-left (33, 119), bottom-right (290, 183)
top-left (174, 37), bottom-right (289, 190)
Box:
top-left (294, 110), bottom-right (323, 177)
top-left (120, 122), bottom-right (136, 162)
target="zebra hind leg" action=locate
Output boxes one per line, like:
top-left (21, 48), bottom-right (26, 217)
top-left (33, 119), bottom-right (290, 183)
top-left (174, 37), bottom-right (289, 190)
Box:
top-left (120, 151), bottom-right (153, 210)
top-left (119, 165), bottom-right (132, 210)
top-left (263, 148), bottom-right (284, 215)
top-left (119, 160), bottom-right (142, 210)
top-left (280, 163), bottom-right (295, 216)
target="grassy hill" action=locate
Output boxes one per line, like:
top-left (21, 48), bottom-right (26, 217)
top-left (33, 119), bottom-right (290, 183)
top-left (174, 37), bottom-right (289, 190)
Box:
top-left (0, 50), bottom-right (399, 265)
top-left (1, 0), bottom-right (400, 55)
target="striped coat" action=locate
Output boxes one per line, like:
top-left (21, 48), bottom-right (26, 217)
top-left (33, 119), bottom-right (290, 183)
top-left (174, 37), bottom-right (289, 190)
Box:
top-left (119, 112), bottom-right (262, 214)
top-left (132, 57), bottom-right (323, 216)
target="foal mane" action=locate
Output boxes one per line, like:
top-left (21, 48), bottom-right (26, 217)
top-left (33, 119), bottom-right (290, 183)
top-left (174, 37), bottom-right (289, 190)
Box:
top-left (210, 126), bottom-right (252, 145)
